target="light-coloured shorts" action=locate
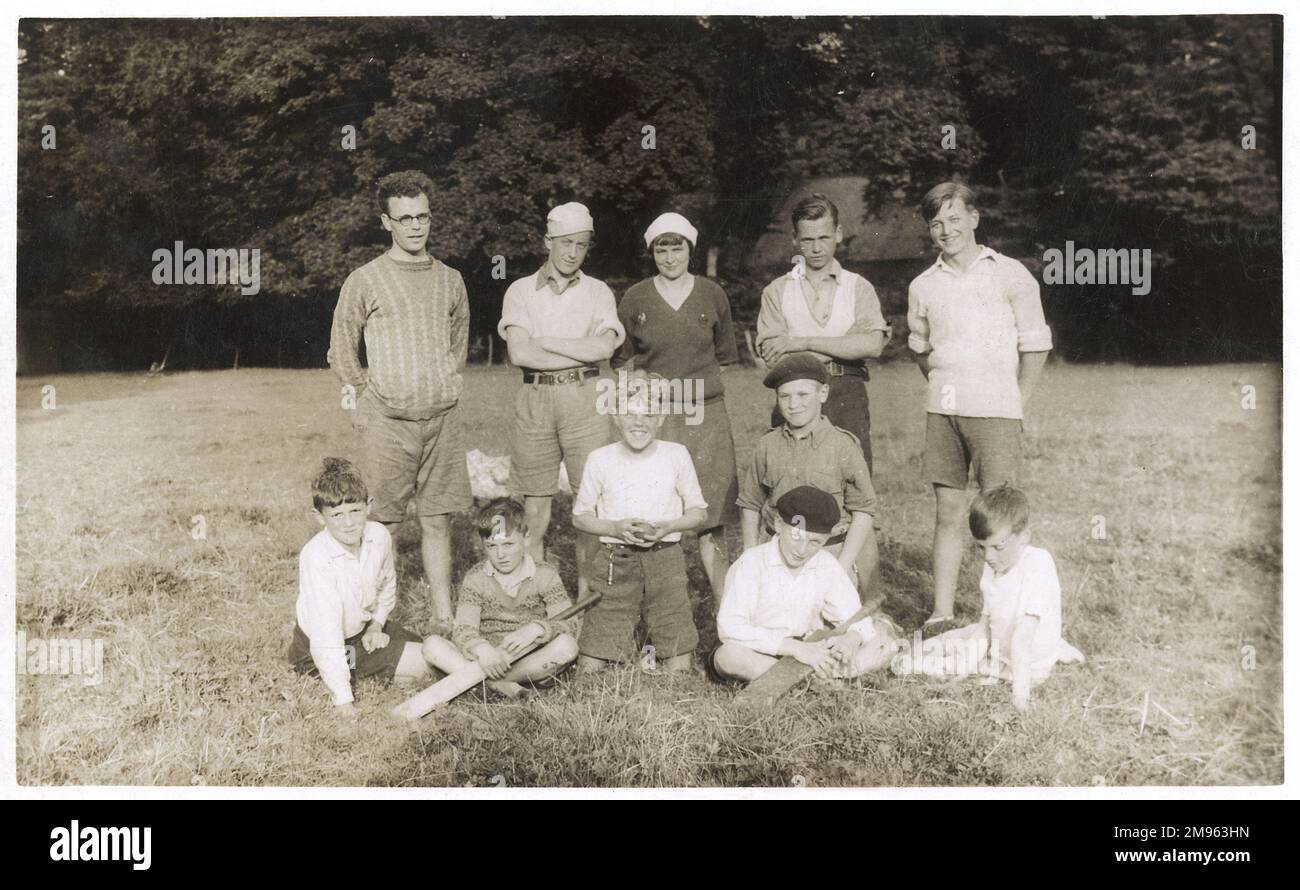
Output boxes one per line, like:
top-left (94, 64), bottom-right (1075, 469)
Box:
top-left (509, 378), bottom-right (611, 497)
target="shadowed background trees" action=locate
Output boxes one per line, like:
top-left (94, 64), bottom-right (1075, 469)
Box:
top-left (17, 15), bottom-right (1281, 372)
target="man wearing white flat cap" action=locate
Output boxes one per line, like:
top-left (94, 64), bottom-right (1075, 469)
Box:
top-left (499, 201), bottom-right (625, 596)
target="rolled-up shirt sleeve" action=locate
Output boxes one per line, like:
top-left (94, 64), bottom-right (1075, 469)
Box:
top-left (840, 441), bottom-right (879, 517)
top-left (820, 562), bottom-right (874, 641)
top-left (674, 447), bottom-right (708, 513)
top-left (847, 277), bottom-right (893, 340)
top-left (297, 556), bottom-right (353, 706)
top-left (906, 281), bottom-right (931, 354)
top-left (1007, 263), bottom-right (1052, 353)
top-left (717, 558), bottom-right (785, 656)
top-left (496, 280), bottom-right (532, 341)
top-left (736, 443), bottom-right (768, 514)
top-left (588, 282), bottom-right (627, 347)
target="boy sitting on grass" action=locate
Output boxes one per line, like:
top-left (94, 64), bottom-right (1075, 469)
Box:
top-left (737, 353), bottom-right (880, 599)
top-left (712, 486), bottom-right (899, 682)
top-left (891, 485), bottom-right (1084, 711)
top-left (442, 497), bottom-right (580, 699)
top-left (572, 371), bottom-right (708, 673)
top-left (288, 458), bottom-right (463, 715)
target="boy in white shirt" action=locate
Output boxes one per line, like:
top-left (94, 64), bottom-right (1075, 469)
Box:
top-left (891, 485), bottom-right (1084, 710)
top-left (713, 485), bottom-right (899, 683)
top-left (907, 182), bottom-right (1052, 634)
top-left (572, 372), bottom-right (707, 672)
top-left (287, 458), bottom-right (465, 714)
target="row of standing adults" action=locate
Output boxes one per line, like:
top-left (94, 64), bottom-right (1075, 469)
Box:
top-left (328, 170), bottom-right (1051, 638)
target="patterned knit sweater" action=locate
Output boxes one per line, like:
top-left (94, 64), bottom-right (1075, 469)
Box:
top-left (328, 252), bottom-right (469, 421)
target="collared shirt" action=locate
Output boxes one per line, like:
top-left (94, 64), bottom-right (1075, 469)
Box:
top-left (737, 416), bottom-right (877, 533)
top-left (452, 557), bottom-right (577, 655)
top-left (717, 538), bottom-right (876, 656)
top-left (482, 554), bottom-right (537, 597)
top-left (497, 262), bottom-right (626, 351)
top-left (573, 440), bottom-right (708, 544)
top-left (295, 521), bottom-right (396, 705)
top-left (535, 261), bottom-right (582, 295)
top-left (328, 253), bottom-right (469, 421)
top-left (756, 259), bottom-right (892, 363)
top-left (907, 246), bottom-right (1053, 419)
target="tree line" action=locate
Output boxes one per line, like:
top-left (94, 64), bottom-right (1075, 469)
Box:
top-left (17, 15), bottom-right (1281, 371)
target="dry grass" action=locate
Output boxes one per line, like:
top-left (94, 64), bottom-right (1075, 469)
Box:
top-left (14, 360), bottom-right (1282, 786)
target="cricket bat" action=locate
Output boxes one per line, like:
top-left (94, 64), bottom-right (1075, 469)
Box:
top-left (391, 593), bottom-right (601, 722)
top-left (733, 598), bottom-right (880, 709)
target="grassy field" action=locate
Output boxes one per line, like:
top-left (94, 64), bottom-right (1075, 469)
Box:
top-left (14, 360), bottom-right (1282, 787)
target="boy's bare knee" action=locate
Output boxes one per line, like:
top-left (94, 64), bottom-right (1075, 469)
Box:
top-left (551, 633), bottom-right (579, 663)
top-left (714, 642), bottom-right (763, 681)
top-left (419, 514), bottom-right (449, 534)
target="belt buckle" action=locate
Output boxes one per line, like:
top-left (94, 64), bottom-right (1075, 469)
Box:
top-left (827, 361), bottom-right (844, 377)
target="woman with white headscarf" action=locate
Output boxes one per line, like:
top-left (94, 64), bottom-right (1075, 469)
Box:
top-left (612, 213), bottom-right (740, 608)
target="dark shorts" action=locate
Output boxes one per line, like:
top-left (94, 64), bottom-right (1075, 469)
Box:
top-left (510, 378), bottom-right (612, 497)
top-left (352, 389), bottom-right (473, 522)
top-left (922, 413), bottom-right (1022, 491)
top-left (659, 394), bottom-right (739, 529)
top-left (579, 542), bottom-right (699, 662)
top-left (770, 374), bottom-right (872, 474)
top-left (703, 643), bottom-right (744, 686)
top-left (287, 622), bottom-right (425, 683)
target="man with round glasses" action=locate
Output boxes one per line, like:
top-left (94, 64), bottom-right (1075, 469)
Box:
top-left (328, 170), bottom-right (473, 636)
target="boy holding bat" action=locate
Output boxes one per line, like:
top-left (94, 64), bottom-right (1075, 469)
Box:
top-left (437, 497), bottom-right (581, 699)
top-left (712, 486), bottom-right (898, 682)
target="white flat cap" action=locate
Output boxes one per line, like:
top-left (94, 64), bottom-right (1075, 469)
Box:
top-left (643, 212), bottom-right (698, 249)
top-left (546, 202), bottom-right (595, 237)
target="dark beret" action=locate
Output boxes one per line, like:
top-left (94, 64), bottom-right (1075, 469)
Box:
top-left (774, 485), bottom-right (841, 535)
top-left (763, 352), bottom-right (829, 389)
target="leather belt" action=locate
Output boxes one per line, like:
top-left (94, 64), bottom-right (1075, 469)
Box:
top-left (522, 366), bottom-right (599, 385)
top-left (826, 360), bottom-right (867, 379)
top-left (604, 540), bottom-right (679, 553)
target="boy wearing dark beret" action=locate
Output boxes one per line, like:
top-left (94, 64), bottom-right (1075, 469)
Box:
top-left (713, 486), bottom-right (897, 682)
top-left (737, 353), bottom-right (880, 599)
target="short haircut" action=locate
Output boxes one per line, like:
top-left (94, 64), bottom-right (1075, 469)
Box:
top-left (969, 484), bottom-right (1030, 539)
top-left (376, 170), bottom-right (435, 216)
top-left (312, 457), bottom-right (368, 512)
top-left (650, 232), bottom-right (690, 252)
top-left (791, 192), bottom-right (839, 229)
top-left (921, 181), bottom-right (977, 222)
top-left (475, 497), bottom-right (528, 539)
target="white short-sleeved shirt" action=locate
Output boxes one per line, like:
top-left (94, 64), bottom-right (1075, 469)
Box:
top-left (497, 265), bottom-right (626, 350)
top-left (907, 246), bottom-right (1053, 419)
top-left (572, 440), bottom-right (706, 544)
top-left (979, 544), bottom-right (1065, 675)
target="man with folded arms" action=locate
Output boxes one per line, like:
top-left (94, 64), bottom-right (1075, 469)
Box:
top-left (498, 202), bottom-right (626, 596)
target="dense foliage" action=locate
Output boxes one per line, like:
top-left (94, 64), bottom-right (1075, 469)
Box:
top-left (17, 16), bottom-right (1281, 368)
